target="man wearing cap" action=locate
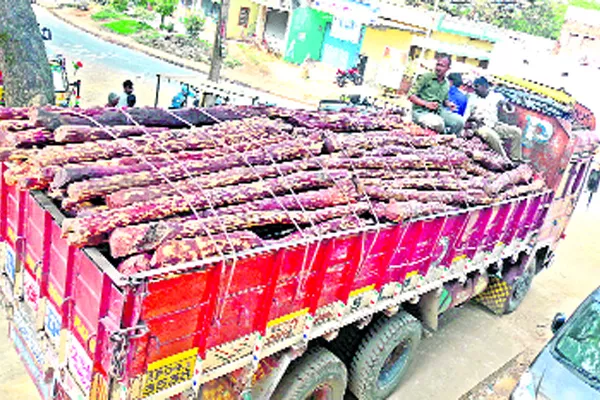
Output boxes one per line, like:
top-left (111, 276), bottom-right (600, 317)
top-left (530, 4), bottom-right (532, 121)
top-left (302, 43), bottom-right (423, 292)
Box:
top-left (408, 56), bottom-right (464, 135)
top-left (464, 76), bottom-right (524, 161)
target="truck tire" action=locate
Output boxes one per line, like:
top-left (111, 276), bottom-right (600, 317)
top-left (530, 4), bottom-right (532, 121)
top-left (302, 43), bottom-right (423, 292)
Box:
top-left (349, 312), bottom-right (422, 400)
top-left (326, 324), bottom-right (364, 365)
top-left (505, 265), bottom-right (534, 314)
top-left (272, 346), bottom-right (347, 400)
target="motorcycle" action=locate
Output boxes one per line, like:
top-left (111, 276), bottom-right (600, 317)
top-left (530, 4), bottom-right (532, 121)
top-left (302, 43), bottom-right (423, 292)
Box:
top-left (335, 67), bottom-right (363, 87)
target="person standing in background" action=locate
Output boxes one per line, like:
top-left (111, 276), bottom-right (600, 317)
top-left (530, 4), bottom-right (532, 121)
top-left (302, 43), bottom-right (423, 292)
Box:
top-left (117, 80), bottom-right (136, 107)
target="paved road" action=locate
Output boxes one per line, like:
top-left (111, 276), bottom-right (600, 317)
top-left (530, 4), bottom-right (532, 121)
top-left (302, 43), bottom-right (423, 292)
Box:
top-left (34, 6), bottom-right (304, 109)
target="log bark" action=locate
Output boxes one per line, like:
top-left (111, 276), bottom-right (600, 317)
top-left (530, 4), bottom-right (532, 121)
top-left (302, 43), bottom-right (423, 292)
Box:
top-left (0, 0), bottom-right (54, 107)
top-left (62, 170), bottom-right (354, 246)
top-left (110, 202), bottom-right (370, 257)
top-left (282, 215), bottom-right (368, 241)
top-left (51, 149), bottom-right (226, 189)
top-left (484, 164), bottom-right (534, 195)
top-left (372, 200), bottom-right (454, 222)
top-left (321, 153), bottom-right (468, 171)
top-left (2, 128), bottom-right (54, 148)
top-left (363, 186), bottom-right (494, 206)
top-left (63, 139), bottom-right (324, 207)
top-left (28, 106), bottom-right (256, 131)
top-left (359, 177), bottom-right (486, 192)
top-left (54, 125), bottom-right (169, 143)
top-left (0, 108), bottom-right (30, 120)
top-left (106, 159), bottom-right (320, 208)
top-left (499, 179), bottom-right (545, 201)
top-left (324, 132), bottom-right (453, 153)
top-left (150, 231), bottom-right (264, 268)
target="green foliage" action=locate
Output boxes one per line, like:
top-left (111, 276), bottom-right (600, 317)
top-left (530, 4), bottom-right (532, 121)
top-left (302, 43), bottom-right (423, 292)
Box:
top-left (160, 22), bottom-right (175, 32)
top-left (103, 19), bottom-right (153, 35)
top-left (155, 0), bottom-right (178, 24)
top-left (184, 14), bottom-right (206, 38)
top-left (110, 0), bottom-right (129, 12)
top-left (130, 5), bottom-right (156, 22)
top-left (91, 8), bottom-right (126, 21)
top-left (224, 57), bottom-right (243, 69)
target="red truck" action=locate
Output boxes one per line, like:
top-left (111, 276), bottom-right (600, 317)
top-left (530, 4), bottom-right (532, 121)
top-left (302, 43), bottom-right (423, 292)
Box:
top-left (0, 81), bottom-right (597, 400)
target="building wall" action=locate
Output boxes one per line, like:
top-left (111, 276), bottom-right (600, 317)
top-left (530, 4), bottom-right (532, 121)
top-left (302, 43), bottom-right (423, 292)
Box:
top-left (559, 20), bottom-right (600, 65)
top-left (227, 0), bottom-right (259, 39)
top-left (360, 26), bottom-right (415, 82)
top-left (430, 31), bottom-right (494, 52)
top-left (284, 8), bottom-right (331, 64)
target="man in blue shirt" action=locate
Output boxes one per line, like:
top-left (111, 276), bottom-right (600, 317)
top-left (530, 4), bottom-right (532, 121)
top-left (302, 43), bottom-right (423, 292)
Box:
top-left (447, 72), bottom-right (468, 117)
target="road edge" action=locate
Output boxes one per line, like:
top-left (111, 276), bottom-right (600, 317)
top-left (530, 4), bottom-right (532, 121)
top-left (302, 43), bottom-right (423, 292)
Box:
top-left (39, 5), bottom-right (314, 108)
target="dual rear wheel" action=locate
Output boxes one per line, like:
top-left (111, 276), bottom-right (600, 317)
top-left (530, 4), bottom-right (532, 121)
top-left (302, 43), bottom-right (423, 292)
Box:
top-left (272, 312), bottom-right (423, 400)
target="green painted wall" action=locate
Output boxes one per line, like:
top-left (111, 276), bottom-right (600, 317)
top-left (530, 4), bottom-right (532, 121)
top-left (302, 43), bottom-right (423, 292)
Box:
top-left (284, 8), bottom-right (332, 64)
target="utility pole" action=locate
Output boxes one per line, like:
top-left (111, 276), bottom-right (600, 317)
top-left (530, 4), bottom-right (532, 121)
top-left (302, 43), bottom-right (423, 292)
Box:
top-left (204, 0), bottom-right (231, 106)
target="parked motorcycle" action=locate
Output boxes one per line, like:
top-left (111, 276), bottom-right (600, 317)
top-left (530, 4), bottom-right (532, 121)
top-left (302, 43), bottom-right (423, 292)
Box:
top-left (335, 67), bottom-right (364, 87)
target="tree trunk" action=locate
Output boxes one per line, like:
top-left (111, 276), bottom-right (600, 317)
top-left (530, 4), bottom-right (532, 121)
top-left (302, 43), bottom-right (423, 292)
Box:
top-left (0, 0), bottom-right (54, 107)
top-left (204, 0), bottom-right (231, 106)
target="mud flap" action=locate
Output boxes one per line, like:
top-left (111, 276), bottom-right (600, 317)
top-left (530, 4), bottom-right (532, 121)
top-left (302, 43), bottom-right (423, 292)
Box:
top-left (472, 276), bottom-right (512, 315)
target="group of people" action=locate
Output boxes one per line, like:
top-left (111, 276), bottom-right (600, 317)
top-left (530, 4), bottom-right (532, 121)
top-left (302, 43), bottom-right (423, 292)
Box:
top-left (409, 56), bottom-right (524, 162)
top-left (106, 80), bottom-right (137, 108)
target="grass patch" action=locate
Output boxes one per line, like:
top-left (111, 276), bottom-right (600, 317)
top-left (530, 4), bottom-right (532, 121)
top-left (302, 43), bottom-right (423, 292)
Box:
top-left (91, 9), bottom-right (126, 21)
top-left (103, 20), bottom-right (153, 35)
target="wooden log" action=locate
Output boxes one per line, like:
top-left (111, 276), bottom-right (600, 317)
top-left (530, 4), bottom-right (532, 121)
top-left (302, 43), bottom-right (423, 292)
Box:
top-left (2, 128), bottom-right (54, 148)
top-left (363, 186), bottom-right (494, 206)
top-left (0, 108), bottom-right (30, 120)
top-left (62, 171), bottom-right (354, 246)
top-left (483, 164), bottom-right (534, 195)
top-left (372, 200), bottom-right (454, 222)
top-left (109, 202), bottom-right (370, 257)
top-left (63, 139), bottom-right (324, 208)
top-left (150, 231), bottom-right (264, 268)
top-left (29, 106), bottom-right (254, 130)
top-left (499, 179), bottom-right (545, 201)
top-left (324, 132), bottom-right (454, 153)
top-left (106, 159), bottom-right (321, 208)
top-left (54, 125), bottom-right (169, 143)
top-left (321, 153), bottom-right (468, 170)
top-left (359, 177), bottom-right (486, 192)
top-left (51, 149), bottom-right (226, 189)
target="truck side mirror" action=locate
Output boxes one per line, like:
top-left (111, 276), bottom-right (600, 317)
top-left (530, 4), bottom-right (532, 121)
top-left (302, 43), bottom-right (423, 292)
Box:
top-left (551, 313), bottom-right (567, 333)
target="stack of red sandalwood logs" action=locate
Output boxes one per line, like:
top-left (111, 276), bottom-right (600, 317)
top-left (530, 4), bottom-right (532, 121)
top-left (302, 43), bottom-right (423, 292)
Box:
top-left (0, 106), bottom-right (545, 275)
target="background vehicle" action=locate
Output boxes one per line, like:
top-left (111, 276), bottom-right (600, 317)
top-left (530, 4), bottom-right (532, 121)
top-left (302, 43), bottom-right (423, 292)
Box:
top-left (511, 286), bottom-right (600, 399)
top-left (0, 77), bottom-right (597, 400)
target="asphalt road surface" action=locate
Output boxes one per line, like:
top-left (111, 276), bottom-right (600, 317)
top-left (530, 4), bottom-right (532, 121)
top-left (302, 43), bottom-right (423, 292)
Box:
top-left (34, 6), bottom-right (304, 109)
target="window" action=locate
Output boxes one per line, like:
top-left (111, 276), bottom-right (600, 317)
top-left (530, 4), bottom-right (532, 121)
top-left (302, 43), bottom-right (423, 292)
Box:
top-left (238, 7), bottom-right (250, 28)
top-left (553, 300), bottom-right (600, 390)
top-left (478, 59), bottom-right (489, 69)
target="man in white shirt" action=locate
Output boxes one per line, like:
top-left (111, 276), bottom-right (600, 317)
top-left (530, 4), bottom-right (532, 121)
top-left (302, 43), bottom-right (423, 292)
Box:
top-left (464, 77), bottom-right (523, 161)
top-left (117, 80), bottom-right (136, 108)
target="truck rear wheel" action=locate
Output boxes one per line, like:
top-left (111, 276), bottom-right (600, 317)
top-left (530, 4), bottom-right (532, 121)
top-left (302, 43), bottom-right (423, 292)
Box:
top-left (272, 346), bottom-right (347, 400)
top-left (349, 311), bottom-right (422, 400)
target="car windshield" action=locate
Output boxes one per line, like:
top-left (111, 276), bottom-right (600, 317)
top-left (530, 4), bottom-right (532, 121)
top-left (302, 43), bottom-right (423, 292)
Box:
top-left (554, 300), bottom-right (600, 388)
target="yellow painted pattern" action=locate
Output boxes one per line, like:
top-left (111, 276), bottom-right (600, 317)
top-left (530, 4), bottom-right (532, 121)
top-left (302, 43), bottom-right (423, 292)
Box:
top-left (494, 75), bottom-right (575, 105)
top-left (267, 307), bottom-right (308, 329)
top-left (47, 281), bottom-right (63, 307)
top-left (349, 284), bottom-right (376, 298)
top-left (25, 254), bottom-right (35, 270)
top-left (7, 226), bottom-right (16, 243)
top-left (473, 276), bottom-right (511, 315)
top-left (452, 254), bottom-right (467, 263)
top-left (147, 347), bottom-right (198, 371)
top-left (143, 348), bottom-right (198, 398)
top-left (405, 270), bottom-right (419, 279)
top-left (73, 314), bottom-right (90, 344)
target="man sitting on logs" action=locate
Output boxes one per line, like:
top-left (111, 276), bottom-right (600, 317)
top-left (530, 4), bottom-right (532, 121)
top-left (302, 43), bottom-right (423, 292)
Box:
top-left (408, 56), bottom-right (464, 135)
top-left (464, 77), bottom-right (525, 162)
